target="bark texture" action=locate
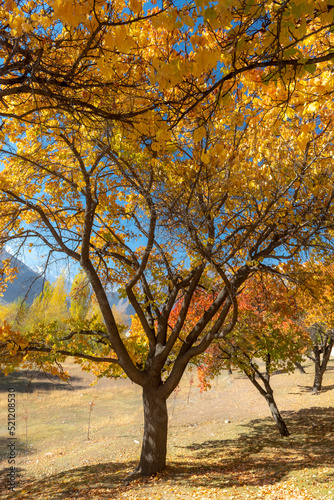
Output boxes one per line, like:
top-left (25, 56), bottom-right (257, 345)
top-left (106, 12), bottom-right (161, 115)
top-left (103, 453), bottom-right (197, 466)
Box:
top-left (139, 386), bottom-right (168, 476)
top-left (308, 331), bottom-right (334, 393)
top-left (244, 359), bottom-right (290, 437)
top-left (265, 392), bottom-right (290, 437)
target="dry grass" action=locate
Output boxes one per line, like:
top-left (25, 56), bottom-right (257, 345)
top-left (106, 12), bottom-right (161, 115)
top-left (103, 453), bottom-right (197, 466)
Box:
top-left (0, 360), bottom-right (333, 499)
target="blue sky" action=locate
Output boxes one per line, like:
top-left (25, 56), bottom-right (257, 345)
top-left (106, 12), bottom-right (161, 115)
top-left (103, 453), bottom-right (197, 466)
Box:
top-left (5, 242), bottom-right (79, 285)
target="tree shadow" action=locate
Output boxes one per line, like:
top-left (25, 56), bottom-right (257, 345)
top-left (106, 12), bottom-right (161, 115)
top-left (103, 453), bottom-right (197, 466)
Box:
top-left (1, 407), bottom-right (333, 499)
top-left (0, 370), bottom-right (85, 393)
top-left (296, 384), bottom-right (334, 394)
top-left (0, 460), bottom-right (139, 500)
top-left (173, 406), bottom-right (334, 489)
top-left (0, 437), bottom-right (34, 463)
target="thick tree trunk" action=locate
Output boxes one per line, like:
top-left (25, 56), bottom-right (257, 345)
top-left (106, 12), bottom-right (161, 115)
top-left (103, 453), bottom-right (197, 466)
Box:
top-left (265, 392), bottom-right (290, 437)
top-left (139, 386), bottom-right (168, 476)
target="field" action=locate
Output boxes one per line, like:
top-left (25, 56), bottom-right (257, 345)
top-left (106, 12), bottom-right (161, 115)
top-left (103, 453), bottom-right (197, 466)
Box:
top-left (0, 360), bottom-right (333, 500)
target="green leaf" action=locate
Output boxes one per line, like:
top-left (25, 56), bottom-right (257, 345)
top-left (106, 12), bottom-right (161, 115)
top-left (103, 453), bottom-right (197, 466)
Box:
top-left (204, 7), bottom-right (216, 21)
top-left (304, 63), bottom-right (316, 75)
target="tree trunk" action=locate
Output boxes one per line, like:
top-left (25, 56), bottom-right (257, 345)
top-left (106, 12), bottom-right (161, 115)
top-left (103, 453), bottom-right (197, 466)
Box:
top-left (139, 386), bottom-right (168, 476)
top-left (311, 345), bottom-right (322, 393)
top-left (308, 331), bottom-right (334, 393)
top-left (312, 361), bottom-right (323, 393)
top-left (312, 340), bottom-right (333, 393)
top-left (245, 368), bottom-right (290, 438)
top-left (265, 392), bottom-right (290, 437)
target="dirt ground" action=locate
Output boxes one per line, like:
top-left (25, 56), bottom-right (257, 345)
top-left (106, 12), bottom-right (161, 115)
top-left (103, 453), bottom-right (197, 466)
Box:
top-left (0, 359), bottom-right (333, 499)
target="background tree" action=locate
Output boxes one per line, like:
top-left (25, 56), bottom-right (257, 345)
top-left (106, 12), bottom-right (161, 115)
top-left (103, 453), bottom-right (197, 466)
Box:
top-left (0, 275), bottom-right (69, 335)
top-left (307, 324), bottom-right (334, 393)
top-left (294, 261), bottom-right (334, 393)
top-left (0, 271), bottom-right (128, 379)
top-left (196, 275), bottom-right (310, 437)
top-left (69, 271), bottom-right (92, 323)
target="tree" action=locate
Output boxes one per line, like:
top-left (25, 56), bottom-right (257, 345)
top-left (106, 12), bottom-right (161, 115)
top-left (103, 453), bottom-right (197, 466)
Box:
top-left (0, 271), bottom-right (128, 379)
top-left (0, 274), bottom-right (72, 380)
top-left (195, 275), bottom-right (310, 437)
top-left (69, 271), bottom-right (92, 323)
top-left (1, 2), bottom-right (334, 475)
top-left (294, 261), bottom-right (334, 393)
top-left (1, 89), bottom-right (334, 475)
top-left (1, 0), bottom-right (334, 129)
top-left (307, 324), bottom-right (334, 393)
top-left (31, 275), bottom-right (69, 324)
top-left (0, 274), bottom-right (69, 333)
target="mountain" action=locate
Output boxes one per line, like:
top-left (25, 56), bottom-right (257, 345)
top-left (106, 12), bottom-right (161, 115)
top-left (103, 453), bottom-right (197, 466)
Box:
top-left (0, 250), bottom-right (44, 305)
top-left (0, 250), bottom-right (136, 321)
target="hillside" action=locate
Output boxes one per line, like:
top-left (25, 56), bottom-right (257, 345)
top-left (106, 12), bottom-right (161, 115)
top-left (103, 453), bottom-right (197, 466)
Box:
top-left (0, 250), bottom-right (135, 320)
top-left (0, 249), bottom-right (44, 305)
top-left (0, 360), bottom-right (333, 500)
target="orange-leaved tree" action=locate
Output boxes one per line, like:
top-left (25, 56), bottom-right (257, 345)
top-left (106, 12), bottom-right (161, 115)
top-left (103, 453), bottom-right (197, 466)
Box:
top-left (2, 91), bottom-right (334, 473)
top-left (194, 275), bottom-right (310, 437)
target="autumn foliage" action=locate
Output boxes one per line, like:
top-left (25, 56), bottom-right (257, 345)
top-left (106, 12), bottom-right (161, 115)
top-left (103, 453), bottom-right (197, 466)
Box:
top-left (196, 275), bottom-right (310, 390)
top-left (1, 0), bottom-right (334, 476)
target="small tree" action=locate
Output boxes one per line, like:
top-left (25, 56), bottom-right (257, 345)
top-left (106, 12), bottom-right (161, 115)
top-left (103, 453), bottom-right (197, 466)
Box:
top-left (306, 324), bottom-right (334, 393)
top-left (295, 261), bottom-right (334, 393)
top-left (70, 272), bottom-right (92, 323)
top-left (196, 275), bottom-right (310, 437)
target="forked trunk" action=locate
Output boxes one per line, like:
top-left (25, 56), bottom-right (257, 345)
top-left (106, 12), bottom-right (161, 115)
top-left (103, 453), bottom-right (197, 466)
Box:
top-left (312, 342), bottom-right (333, 393)
top-left (139, 386), bottom-right (168, 476)
top-left (309, 333), bottom-right (334, 393)
top-left (265, 392), bottom-right (290, 437)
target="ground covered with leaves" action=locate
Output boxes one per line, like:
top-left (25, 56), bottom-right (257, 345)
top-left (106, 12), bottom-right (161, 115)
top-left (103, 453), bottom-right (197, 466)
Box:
top-left (0, 361), bottom-right (333, 499)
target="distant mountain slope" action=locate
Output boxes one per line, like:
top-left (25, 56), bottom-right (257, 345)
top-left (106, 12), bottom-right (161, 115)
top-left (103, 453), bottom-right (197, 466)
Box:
top-left (0, 250), bottom-right (137, 321)
top-left (0, 250), bottom-right (44, 304)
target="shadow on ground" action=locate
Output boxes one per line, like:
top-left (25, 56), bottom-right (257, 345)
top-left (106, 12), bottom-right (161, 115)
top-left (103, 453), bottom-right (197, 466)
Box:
top-left (0, 437), bottom-right (34, 462)
top-left (176, 406), bottom-right (334, 489)
top-left (1, 407), bottom-right (333, 499)
top-left (0, 460), bottom-right (140, 500)
top-left (296, 383), bottom-right (334, 394)
top-left (0, 370), bottom-right (85, 393)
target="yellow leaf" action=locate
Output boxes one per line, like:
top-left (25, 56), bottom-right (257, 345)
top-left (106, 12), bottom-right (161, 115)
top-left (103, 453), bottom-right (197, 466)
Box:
top-left (193, 126), bottom-right (206, 143)
top-left (201, 152), bottom-right (210, 164)
top-left (304, 102), bottom-right (319, 115)
top-left (129, 0), bottom-right (142, 14)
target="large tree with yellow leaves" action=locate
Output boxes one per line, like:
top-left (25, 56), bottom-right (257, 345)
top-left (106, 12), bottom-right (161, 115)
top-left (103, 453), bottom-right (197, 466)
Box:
top-left (1, 0), bottom-right (334, 127)
top-left (1, 0), bottom-right (334, 476)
